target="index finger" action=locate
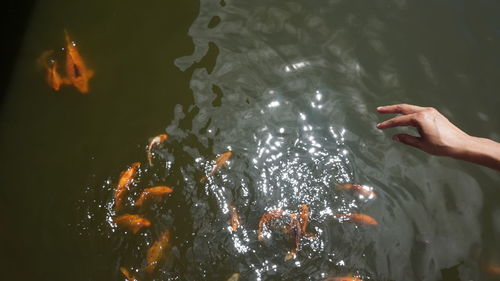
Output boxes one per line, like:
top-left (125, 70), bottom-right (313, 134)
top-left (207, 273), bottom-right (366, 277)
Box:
top-left (377, 104), bottom-right (427, 115)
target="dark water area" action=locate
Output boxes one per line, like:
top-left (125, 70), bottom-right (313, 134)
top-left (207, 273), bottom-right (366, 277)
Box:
top-left (0, 0), bottom-right (499, 281)
top-left (0, 1), bottom-right (36, 103)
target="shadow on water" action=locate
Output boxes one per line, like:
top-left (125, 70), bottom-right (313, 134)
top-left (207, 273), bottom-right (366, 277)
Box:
top-left (0, 2), bottom-right (36, 280)
top-left (0, 1), bottom-right (36, 103)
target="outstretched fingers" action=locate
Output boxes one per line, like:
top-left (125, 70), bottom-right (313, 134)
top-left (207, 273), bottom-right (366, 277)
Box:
top-left (376, 113), bottom-right (420, 130)
top-left (377, 104), bottom-right (427, 115)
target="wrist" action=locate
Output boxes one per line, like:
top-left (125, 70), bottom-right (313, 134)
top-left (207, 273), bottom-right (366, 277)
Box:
top-left (452, 136), bottom-right (500, 171)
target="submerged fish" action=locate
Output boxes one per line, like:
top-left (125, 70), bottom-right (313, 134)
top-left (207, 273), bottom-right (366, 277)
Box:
top-left (200, 151), bottom-right (233, 183)
top-left (46, 61), bottom-right (65, 91)
top-left (227, 273), bottom-right (240, 281)
top-left (285, 213), bottom-right (302, 260)
top-left (146, 134), bottom-right (169, 166)
top-left (337, 184), bottom-right (376, 200)
top-left (285, 204), bottom-right (315, 260)
top-left (228, 204), bottom-right (241, 232)
top-left (145, 230), bottom-right (171, 274)
top-left (258, 205), bottom-right (315, 259)
top-left (486, 264), bottom-right (500, 275)
top-left (38, 50), bottom-right (69, 91)
top-left (120, 267), bottom-right (138, 281)
top-left (299, 204), bottom-right (310, 234)
top-left (64, 30), bottom-right (93, 94)
top-left (257, 209), bottom-right (284, 241)
top-left (335, 213), bottom-right (378, 226)
top-left (324, 275), bottom-right (363, 281)
top-left (114, 162), bottom-right (141, 211)
top-left (134, 186), bottom-right (173, 207)
top-left (114, 214), bottom-right (151, 234)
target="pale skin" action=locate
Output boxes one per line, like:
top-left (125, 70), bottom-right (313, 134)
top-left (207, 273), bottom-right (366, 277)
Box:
top-left (376, 104), bottom-right (500, 171)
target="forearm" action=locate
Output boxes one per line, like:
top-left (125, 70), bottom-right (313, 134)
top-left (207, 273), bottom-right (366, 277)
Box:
top-left (452, 136), bottom-right (500, 171)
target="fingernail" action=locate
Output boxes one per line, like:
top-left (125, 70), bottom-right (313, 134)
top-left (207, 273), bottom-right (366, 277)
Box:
top-left (376, 123), bottom-right (382, 129)
top-left (392, 135), bottom-right (400, 142)
top-left (377, 106), bottom-right (383, 110)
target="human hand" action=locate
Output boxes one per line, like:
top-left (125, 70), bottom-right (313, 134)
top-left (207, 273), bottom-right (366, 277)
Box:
top-left (376, 104), bottom-right (471, 157)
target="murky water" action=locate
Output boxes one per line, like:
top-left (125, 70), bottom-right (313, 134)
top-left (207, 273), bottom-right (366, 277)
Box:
top-left (1, 0), bottom-right (500, 280)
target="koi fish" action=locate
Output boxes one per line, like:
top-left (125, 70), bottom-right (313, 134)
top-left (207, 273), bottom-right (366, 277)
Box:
top-left (285, 213), bottom-right (302, 260)
top-left (336, 184), bottom-right (376, 199)
top-left (146, 134), bottom-right (169, 166)
top-left (134, 186), bottom-right (173, 207)
top-left (200, 151), bottom-right (233, 183)
top-left (324, 275), bottom-right (363, 281)
top-left (285, 205), bottom-right (315, 260)
top-left (145, 230), bottom-right (171, 274)
top-left (299, 204), bottom-right (310, 234)
top-left (114, 214), bottom-right (151, 234)
top-left (120, 267), bottom-right (138, 281)
top-left (114, 162), bottom-right (141, 211)
top-left (228, 204), bottom-right (241, 232)
top-left (335, 213), bottom-right (378, 226)
top-left (486, 265), bottom-right (500, 275)
top-left (227, 273), bottom-right (240, 281)
top-left (46, 61), bottom-right (65, 91)
top-left (64, 30), bottom-right (93, 94)
top-left (38, 50), bottom-right (68, 91)
top-left (257, 209), bottom-right (284, 241)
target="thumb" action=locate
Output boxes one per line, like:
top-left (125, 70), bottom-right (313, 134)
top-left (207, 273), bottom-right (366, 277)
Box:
top-left (393, 133), bottom-right (422, 149)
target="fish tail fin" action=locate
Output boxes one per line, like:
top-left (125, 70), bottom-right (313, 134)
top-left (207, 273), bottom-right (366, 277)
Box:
top-left (334, 183), bottom-right (344, 189)
top-left (120, 267), bottom-right (135, 281)
top-left (64, 29), bottom-right (71, 44)
top-left (147, 155), bottom-right (153, 166)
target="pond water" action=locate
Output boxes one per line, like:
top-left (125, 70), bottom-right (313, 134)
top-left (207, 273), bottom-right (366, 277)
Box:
top-left (1, 0), bottom-right (500, 280)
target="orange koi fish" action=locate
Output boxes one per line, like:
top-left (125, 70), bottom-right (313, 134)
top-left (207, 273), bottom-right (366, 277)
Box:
top-left (114, 162), bottom-right (141, 211)
top-left (38, 50), bottom-right (68, 91)
top-left (64, 30), bottom-right (93, 94)
top-left (257, 209), bottom-right (284, 241)
top-left (259, 205), bottom-right (315, 260)
top-left (299, 204), bottom-right (310, 233)
top-left (227, 273), bottom-right (240, 281)
top-left (325, 275), bottom-right (363, 281)
top-left (285, 213), bottom-right (302, 260)
top-left (285, 205), bottom-right (315, 260)
top-left (299, 204), bottom-right (315, 239)
top-left (120, 267), bottom-right (138, 281)
top-left (146, 134), bottom-right (169, 166)
top-left (134, 186), bottom-right (173, 207)
top-left (335, 213), bottom-right (378, 226)
top-left (114, 214), bottom-right (151, 234)
top-left (337, 184), bottom-right (376, 199)
top-left (46, 61), bottom-right (65, 91)
top-left (145, 230), bottom-right (171, 274)
top-left (486, 264), bottom-right (500, 275)
top-left (200, 151), bottom-right (233, 183)
top-left (228, 204), bottom-right (241, 232)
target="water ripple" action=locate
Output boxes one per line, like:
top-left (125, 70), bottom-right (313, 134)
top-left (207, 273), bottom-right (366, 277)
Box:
top-left (79, 0), bottom-right (485, 280)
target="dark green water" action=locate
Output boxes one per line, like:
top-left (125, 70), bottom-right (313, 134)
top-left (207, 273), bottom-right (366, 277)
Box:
top-left (1, 0), bottom-right (500, 280)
